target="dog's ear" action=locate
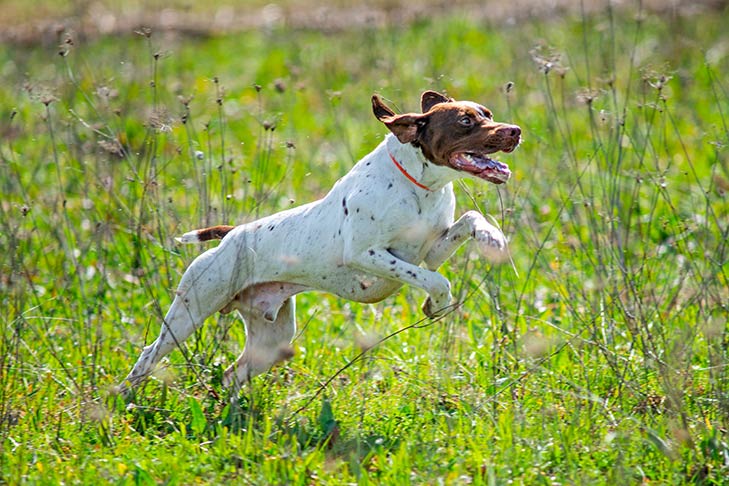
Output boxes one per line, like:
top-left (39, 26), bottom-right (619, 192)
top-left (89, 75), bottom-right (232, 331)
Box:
top-left (420, 90), bottom-right (452, 112)
top-left (372, 94), bottom-right (426, 144)
top-left (380, 114), bottom-right (426, 144)
top-left (372, 94), bottom-right (397, 120)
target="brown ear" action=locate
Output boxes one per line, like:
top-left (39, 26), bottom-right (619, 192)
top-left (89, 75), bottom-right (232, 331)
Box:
top-left (420, 90), bottom-right (452, 112)
top-left (372, 94), bottom-right (397, 121)
top-left (380, 113), bottom-right (425, 144)
top-left (372, 94), bottom-right (426, 144)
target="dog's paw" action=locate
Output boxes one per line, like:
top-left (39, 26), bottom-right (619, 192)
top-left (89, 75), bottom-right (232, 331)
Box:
top-left (475, 227), bottom-right (509, 263)
top-left (422, 294), bottom-right (453, 319)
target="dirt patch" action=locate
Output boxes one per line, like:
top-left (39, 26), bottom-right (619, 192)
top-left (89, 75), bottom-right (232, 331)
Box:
top-left (2, 0), bottom-right (727, 46)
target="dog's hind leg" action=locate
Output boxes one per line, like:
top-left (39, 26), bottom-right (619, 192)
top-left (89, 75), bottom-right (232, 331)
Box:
top-left (222, 296), bottom-right (297, 390)
top-left (120, 299), bottom-right (210, 392)
top-left (120, 242), bottom-right (247, 393)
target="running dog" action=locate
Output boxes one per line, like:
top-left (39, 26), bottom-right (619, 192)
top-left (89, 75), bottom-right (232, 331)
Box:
top-left (120, 90), bottom-right (521, 392)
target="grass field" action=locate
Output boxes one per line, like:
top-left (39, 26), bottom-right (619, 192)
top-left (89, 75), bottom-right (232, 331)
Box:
top-left (1, 1), bottom-right (729, 483)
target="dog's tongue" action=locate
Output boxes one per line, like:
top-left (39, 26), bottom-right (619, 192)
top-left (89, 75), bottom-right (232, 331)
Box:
top-left (451, 153), bottom-right (511, 184)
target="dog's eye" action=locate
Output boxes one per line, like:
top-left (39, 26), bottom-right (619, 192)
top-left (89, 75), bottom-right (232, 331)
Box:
top-left (458, 116), bottom-right (473, 127)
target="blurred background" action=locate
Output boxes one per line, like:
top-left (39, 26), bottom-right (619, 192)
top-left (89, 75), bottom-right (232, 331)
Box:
top-left (3, 0), bottom-right (728, 44)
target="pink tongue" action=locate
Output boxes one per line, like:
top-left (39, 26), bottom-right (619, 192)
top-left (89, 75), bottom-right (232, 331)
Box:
top-left (483, 159), bottom-right (509, 172)
top-left (455, 155), bottom-right (507, 172)
top-left (452, 154), bottom-right (511, 183)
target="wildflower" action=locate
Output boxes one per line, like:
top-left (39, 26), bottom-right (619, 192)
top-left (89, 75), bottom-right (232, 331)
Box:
top-left (274, 78), bottom-right (287, 93)
top-left (135, 27), bottom-right (152, 38)
top-left (576, 88), bottom-right (599, 106)
top-left (530, 45), bottom-right (569, 77)
top-left (147, 108), bottom-right (173, 132)
top-left (98, 139), bottom-right (125, 157)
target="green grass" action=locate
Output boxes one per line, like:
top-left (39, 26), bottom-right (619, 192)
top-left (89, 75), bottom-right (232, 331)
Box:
top-left (2, 4), bottom-right (729, 484)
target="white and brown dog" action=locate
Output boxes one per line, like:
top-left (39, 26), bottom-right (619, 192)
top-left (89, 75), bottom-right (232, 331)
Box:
top-left (120, 90), bottom-right (521, 392)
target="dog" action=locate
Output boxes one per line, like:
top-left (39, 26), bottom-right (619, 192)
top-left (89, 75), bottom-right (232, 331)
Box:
top-left (119, 90), bottom-right (521, 393)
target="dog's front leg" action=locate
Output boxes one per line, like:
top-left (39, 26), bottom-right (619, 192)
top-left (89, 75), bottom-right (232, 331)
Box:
top-left (424, 210), bottom-right (508, 270)
top-left (344, 248), bottom-right (453, 318)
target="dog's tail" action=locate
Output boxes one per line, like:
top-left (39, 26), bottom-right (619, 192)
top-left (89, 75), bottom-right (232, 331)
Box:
top-left (175, 225), bottom-right (235, 244)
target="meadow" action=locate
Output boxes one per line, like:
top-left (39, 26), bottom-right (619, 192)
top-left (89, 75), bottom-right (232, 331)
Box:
top-left (1, 2), bottom-right (728, 483)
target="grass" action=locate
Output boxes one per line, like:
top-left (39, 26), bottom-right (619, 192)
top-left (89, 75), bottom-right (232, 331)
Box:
top-left (1, 2), bottom-right (729, 484)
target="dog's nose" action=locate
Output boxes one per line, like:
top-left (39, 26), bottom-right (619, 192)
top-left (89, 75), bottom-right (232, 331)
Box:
top-left (496, 124), bottom-right (521, 139)
top-left (506, 125), bottom-right (521, 138)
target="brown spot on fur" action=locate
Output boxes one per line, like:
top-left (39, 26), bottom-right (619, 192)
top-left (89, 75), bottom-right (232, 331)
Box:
top-left (196, 225), bottom-right (235, 241)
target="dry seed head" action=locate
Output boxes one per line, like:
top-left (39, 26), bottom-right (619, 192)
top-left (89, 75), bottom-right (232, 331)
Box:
top-left (530, 45), bottom-right (568, 76)
top-left (25, 82), bottom-right (58, 106)
top-left (98, 139), bottom-right (124, 157)
top-left (598, 74), bottom-right (616, 88)
top-left (576, 88), bottom-right (599, 106)
top-left (41, 93), bottom-right (58, 106)
top-left (641, 65), bottom-right (673, 92)
top-left (274, 78), bottom-right (287, 93)
top-left (147, 108), bottom-right (173, 132)
top-left (135, 27), bottom-right (152, 38)
top-left (177, 94), bottom-right (193, 107)
top-left (58, 32), bottom-right (74, 56)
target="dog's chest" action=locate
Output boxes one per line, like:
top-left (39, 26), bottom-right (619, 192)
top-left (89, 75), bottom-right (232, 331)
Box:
top-left (387, 190), bottom-right (453, 256)
top-left (335, 147), bottom-right (456, 260)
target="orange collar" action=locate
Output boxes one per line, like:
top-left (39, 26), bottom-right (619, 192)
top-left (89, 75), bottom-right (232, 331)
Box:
top-left (388, 151), bottom-right (431, 191)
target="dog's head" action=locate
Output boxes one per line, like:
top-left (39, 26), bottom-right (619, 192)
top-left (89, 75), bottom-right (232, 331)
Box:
top-left (372, 90), bottom-right (521, 184)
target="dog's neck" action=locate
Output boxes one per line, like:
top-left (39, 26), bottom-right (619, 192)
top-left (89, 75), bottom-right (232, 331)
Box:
top-left (384, 134), bottom-right (458, 192)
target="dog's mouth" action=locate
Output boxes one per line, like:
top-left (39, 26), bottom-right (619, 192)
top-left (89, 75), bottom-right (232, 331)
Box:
top-left (449, 152), bottom-right (512, 184)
